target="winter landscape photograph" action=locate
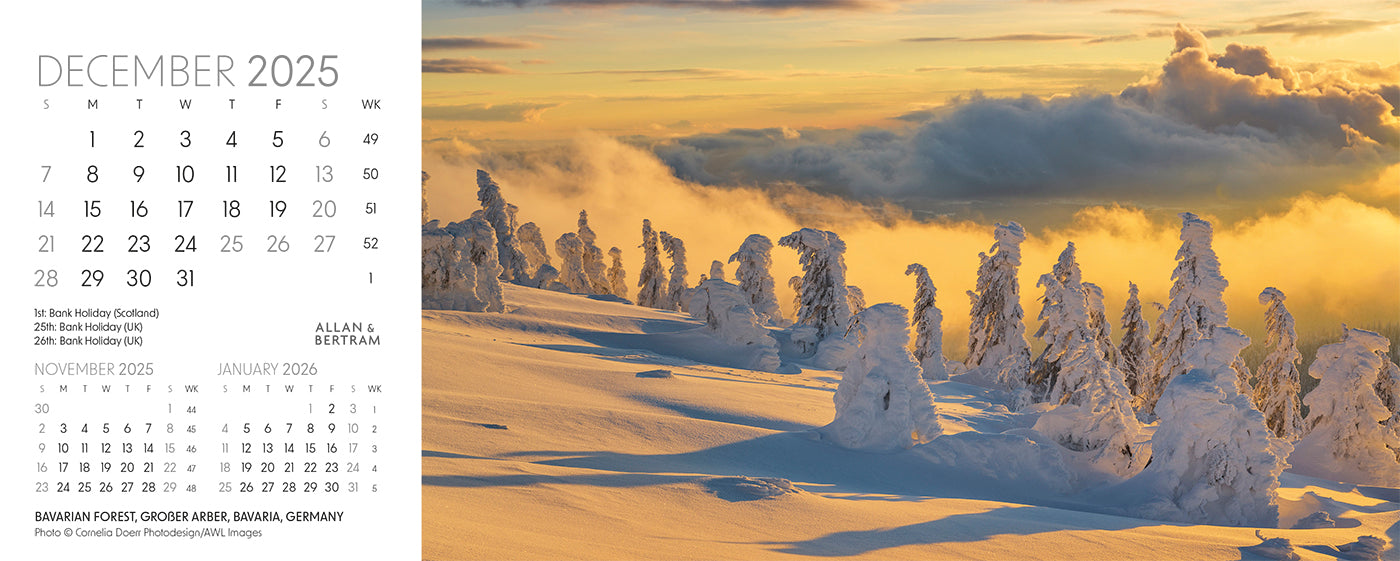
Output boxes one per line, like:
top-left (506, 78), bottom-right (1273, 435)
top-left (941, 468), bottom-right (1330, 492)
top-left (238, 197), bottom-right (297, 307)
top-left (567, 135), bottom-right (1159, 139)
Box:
top-left (419, 1), bottom-right (1399, 559)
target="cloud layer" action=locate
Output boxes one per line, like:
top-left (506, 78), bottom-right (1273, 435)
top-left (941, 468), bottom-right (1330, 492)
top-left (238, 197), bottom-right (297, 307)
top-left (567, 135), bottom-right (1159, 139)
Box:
top-left (648, 29), bottom-right (1398, 211)
top-left (424, 134), bottom-right (1400, 357)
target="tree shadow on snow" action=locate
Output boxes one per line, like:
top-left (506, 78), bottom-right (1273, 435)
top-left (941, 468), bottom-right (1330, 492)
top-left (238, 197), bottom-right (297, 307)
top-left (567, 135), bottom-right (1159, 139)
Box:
top-left (495, 432), bottom-right (1078, 510)
top-left (421, 471), bottom-right (702, 490)
top-left (766, 505), bottom-right (1156, 557)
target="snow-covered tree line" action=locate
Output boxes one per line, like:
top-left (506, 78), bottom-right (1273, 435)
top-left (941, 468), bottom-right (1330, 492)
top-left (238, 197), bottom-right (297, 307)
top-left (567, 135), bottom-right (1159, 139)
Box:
top-left (422, 172), bottom-right (1398, 502)
top-left (421, 170), bottom-right (629, 311)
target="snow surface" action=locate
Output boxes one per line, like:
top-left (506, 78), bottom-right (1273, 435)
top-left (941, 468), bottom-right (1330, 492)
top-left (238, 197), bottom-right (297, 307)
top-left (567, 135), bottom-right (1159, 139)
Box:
top-left (423, 284), bottom-right (1398, 560)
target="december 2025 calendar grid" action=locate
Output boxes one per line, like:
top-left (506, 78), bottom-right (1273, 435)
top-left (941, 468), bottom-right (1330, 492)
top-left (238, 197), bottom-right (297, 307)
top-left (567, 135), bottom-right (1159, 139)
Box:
top-left (1, 2), bottom-right (422, 558)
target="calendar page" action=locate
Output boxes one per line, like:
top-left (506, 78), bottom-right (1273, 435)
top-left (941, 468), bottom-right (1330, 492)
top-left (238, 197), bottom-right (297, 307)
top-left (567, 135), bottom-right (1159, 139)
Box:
top-left (1, 1), bottom-right (421, 559)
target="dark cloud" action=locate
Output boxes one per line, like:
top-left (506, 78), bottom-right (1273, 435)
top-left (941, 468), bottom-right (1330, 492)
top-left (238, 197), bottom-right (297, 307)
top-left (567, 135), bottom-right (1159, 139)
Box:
top-left (962, 33), bottom-right (1095, 42)
top-left (901, 36), bottom-right (958, 42)
top-left (1249, 17), bottom-right (1393, 38)
top-left (1105, 8), bottom-right (1177, 18)
top-left (423, 103), bottom-right (560, 122)
top-left (422, 36), bottom-right (542, 50)
top-left (1239, 11), bottom-right (1395, 39)
top-left (422, 57), bottom-right (517, 74)
top-left (452, 0), bottom-right (891, 13)
top-left (644, 28), bottom-right (1398, 207)
top-left (564, 67), bottom-right (757, 82)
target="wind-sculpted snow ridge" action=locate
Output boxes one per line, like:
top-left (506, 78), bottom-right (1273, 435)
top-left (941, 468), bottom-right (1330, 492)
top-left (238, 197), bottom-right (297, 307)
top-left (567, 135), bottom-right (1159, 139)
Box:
top-left (423, 284), bottom-right (1400, 559)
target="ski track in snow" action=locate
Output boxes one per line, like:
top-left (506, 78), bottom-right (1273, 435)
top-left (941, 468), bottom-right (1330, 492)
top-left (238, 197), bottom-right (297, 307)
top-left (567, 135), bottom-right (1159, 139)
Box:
top-left (422, 285), bottom-right (1399, 560)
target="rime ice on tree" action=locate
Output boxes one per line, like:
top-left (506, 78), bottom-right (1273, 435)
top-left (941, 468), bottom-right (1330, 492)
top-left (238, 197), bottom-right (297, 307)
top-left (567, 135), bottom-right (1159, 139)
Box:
top-left (554, 232), bottom-right (589, 294)
top-left (659, 231), bottom-right (689, 312)
top-left (516, 222), bottom-right (554, 286)
top-left (421, 217), bottom-right (504, 313)
top-left (475, 170), bottom-right (529, 283)
top-left (1083, 282), bottom-right (1115, 366)
top-left (1144, 213), bottom-right (1249, 415)
top-left (821, 303), bottom-right (942, 452)
top-left (636, 219), bottom-right (668, 309)
top-left (686, 279), bottom-right (781, 372)
top-left (847, 286), bottom-right (867, 315)
top-left (577, 210), bottom-right (609, 295)
top-left (728, 234), bottom-right (783, 325)
top-left (607, 247), bottom-right (628, 299)
top-left (1128, 327), bottom-right (1289, 527)
top-left (965, 222), bottom-right (1032, 403)
top-left (779, 228), bottom-right (852, 339)
top-left (906, 263), bottom-right (949, 381)
top-left (1253, 288), bottom-right (1305, 441)
top-left (708, 260), bottom-right (725, 283)
top-left (421, 170), bottom-right (430, 225)
top-left (1030, 242), bottom-right (1089, 400)
top-left (1117, 282), bottom-right (1153, 414)
top-left (1293, 327), bottom-right (1400, 486)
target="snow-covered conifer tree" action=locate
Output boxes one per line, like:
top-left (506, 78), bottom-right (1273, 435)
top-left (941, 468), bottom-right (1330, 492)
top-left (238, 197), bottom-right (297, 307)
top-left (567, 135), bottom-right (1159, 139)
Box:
top-left (779, 229), bottom-right (852, 339)
top-left (554, 232), bottom-right (589, 294)
top-left (659, 231), bottom-right (688, 312)
top-left (787, 276), bottom-right (803, 322)
top-left (729, 234), bottom-right (783, 324)
top-left (847, 286), bottom-right (867, 315)
top-left (965, 223), bottom-right (1032, 399)
top-left (708, 260), bottom-right (725, 282)
top-left (577, 210), bottom-right (608, 294)
top-left (422, 217), bottom-right (504, 312)
top-left (686, 279), bottom-right (781, 371)
top-left (1084, 282), bottom-right (1115, 365)
top-left (906, 263), bottom-right (949, 381)
top-left (1253, 287), bottom-right (1305, 441)
top-left (636, 219), bottom-right (668, 309)
top-left (1130, 327), bottom-right (1290, 526)
top-left (422, 221), bottom-right (479, 311)
top-left (1144, 213), bottom-right (1249, 415)
top-left (1377, 351), bottom-right (1400, 461)
top-left (475, 170), bottom-right (529, 282)
top-left (421, 171), bottom-right (430, 225)
top-left (1293, 327), bottom-right (1400, 485)
top-left (1030, 242), bottom-right (1088, 399)
top-left (607, 247), bottom-right (628, 298)
top-left (1027, 253), bottom-right (1142, 476)
top-left (821, 303), bottom-right (941, 451)
top-left (1118, 282), bottom-right (1153, 411)
top-left (516, 222), bottom-right (551, 283)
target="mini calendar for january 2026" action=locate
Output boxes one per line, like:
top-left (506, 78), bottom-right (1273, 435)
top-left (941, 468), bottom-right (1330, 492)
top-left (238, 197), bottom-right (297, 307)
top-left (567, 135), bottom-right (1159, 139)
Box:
top-left (2, 1), bottom-right (421, 558)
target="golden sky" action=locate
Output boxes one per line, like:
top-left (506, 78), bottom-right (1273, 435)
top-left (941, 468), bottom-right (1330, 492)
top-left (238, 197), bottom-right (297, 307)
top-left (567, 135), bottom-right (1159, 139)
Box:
top-left (422, 0), bottom-right (1399, 349)
top-left (423, 0), bottom-right (1398, 140)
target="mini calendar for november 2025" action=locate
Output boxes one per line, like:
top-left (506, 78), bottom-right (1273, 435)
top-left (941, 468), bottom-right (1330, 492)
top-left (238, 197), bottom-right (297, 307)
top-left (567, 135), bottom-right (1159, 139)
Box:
top-left (2, 2), bottom-right (421, 558)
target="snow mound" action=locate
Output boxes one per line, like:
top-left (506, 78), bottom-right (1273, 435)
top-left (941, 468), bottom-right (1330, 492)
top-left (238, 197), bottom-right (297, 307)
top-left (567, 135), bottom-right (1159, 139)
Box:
top-left (1334, 535), bottom-right (1386, 561)
top-left (636, 369), bottom-right (674, 379)
top-left (1290, 511), bottom-right (1336, 529)
top-left (704, 476), bottom-right (803, 501)
top-left (913, 431), bottom-right (1075, 495)
top-left (1242, 531), bottom-right (1299, 561)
